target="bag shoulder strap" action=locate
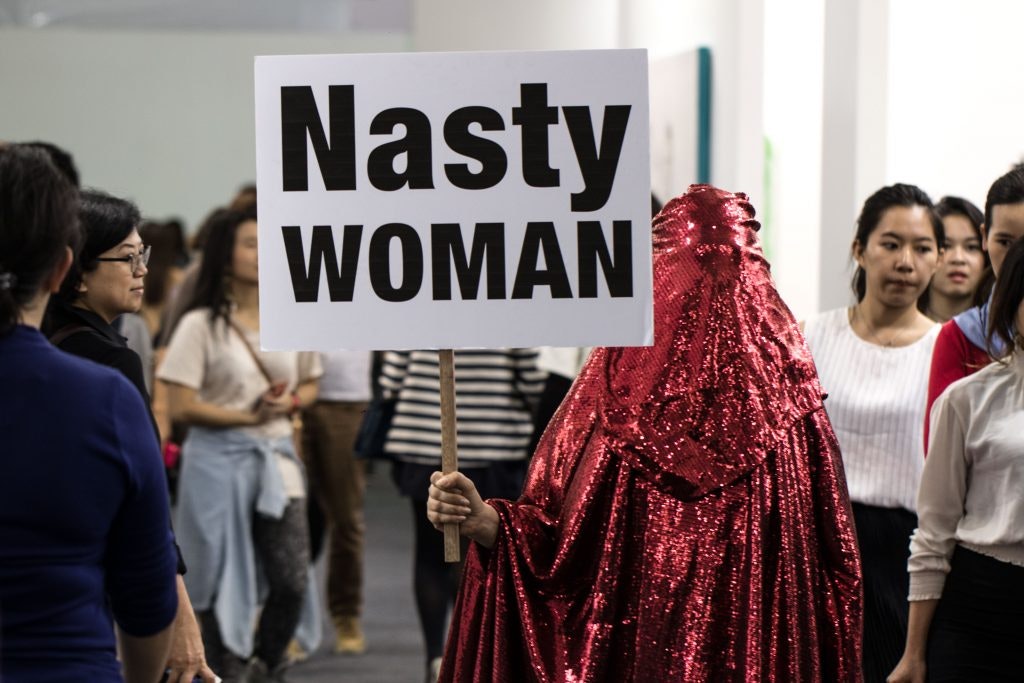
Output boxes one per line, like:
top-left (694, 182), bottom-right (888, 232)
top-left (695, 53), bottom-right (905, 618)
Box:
top-left (49, 324), bottom-right (96, 347)
top-left (227, 317), bottom-right (274, 386)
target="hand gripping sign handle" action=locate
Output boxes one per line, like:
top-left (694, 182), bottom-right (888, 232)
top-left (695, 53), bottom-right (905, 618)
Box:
top-left (439, 349), bottom-right (461, 563)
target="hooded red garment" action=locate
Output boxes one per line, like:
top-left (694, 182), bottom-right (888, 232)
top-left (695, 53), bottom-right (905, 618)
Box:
top-left (440, 185), bottom-right (862, 682)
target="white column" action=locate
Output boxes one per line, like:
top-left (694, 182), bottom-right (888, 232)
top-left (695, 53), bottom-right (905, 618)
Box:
top-left (763, 0), bottom-right (825, 319)
top-left (819, 0), bottom-right (890, 311)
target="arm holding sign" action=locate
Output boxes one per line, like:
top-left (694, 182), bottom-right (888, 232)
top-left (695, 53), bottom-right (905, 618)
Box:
top-left (427, 471), bottom-right (500, 549)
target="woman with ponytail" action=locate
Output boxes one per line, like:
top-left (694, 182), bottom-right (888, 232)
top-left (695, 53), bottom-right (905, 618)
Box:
top-left (802, 183), bottom-right (943, 681)
top-left (0, 144), bottom-right (179, 682)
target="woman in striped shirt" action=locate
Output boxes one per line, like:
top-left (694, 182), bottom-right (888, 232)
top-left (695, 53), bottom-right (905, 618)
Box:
top-left (380, 348), bottom-right (544, 681)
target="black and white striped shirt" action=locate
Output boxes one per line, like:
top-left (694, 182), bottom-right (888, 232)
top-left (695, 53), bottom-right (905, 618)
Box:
top-left (380, 349), bottom-right (545, 466)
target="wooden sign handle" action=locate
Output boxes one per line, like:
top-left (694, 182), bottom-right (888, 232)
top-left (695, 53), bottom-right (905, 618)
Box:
top-left (438, 349), bottom-right (461, 563)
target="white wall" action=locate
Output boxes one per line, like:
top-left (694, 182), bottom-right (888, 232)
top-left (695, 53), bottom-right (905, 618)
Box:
top-left (2, 5), bottom-right (770, 250)
top-left (817, 0), bottom-right (892, 313)
top-left (0, 27), bottom-right (408, 230)
top-left (413, 0), bottom-right (765, 204)
top-left (26, 4), bottom-right (1016, 325)
top-left (886, 0), bottom-right (1024, 207)
top-left (412, 0), bottom-right (618, 52)
top-left (813, 0), bottom-right (1024, 314)
top-left (649, 51), bottom-right (703, 203)
top-left (763, 0), bottom-right (825, 320)
top-left (619, 0), bottom-right (765, 205)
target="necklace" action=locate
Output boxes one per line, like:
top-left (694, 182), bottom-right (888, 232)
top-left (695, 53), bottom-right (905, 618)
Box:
top-left (850, 305), bottom-right (910, 348)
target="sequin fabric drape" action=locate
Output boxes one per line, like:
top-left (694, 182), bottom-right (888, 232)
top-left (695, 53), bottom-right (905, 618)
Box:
top-left (441, 185), bottom-right (862, 682)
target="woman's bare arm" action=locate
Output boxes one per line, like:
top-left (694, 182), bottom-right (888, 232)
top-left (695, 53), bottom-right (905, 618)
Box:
top-left (118, 622), bottom-right (174, 683)
top-left (166, 383), bottom-right (259, 428)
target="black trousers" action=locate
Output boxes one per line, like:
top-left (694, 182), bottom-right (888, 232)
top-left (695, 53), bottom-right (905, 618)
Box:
top-left (409, 499), bottom-right (469, 662)
top-left (927, 546), bottom-right (1024, 682)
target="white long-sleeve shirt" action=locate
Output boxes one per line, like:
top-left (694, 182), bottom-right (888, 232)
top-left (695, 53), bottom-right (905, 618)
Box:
top-left (908, 350), bottom-right (1024, 600)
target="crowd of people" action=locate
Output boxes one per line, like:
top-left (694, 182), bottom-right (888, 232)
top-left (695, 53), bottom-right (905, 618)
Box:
top-left (429, 172), bottom-right (1024, 683)
top-left (0, 138), bottom-right (1021, 683)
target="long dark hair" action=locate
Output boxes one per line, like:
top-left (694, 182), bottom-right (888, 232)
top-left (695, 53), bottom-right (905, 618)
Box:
top-left (187, 206), bottom-right (257, 327)
top-left (0, 145), bottom-right (79, 336)
top-left (139, 220), bottom-right (186, 307)
top-left (988, 237), bottom-right (1024, 356)
top-left (851, 183), bottom-right (944, 302)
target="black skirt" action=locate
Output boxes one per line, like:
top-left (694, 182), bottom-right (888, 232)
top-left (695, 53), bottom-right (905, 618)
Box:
top-left (926, 545), bottom-right (1024, 682)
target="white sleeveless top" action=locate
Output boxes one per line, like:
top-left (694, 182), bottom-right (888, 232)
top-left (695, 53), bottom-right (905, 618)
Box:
top-left (803, 307), bottom-right (940, 512)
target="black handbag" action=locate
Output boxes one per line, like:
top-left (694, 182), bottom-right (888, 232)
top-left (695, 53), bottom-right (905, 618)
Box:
top-left (353, 397), bottom-right (397, 460)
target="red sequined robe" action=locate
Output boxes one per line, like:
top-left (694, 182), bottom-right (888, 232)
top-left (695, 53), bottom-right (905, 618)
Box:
top-left (441, 185), bottom-right (862, 682)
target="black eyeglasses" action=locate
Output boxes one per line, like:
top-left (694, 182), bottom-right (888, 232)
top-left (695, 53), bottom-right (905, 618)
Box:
top-left (95, 245), bottom-right (151, 273)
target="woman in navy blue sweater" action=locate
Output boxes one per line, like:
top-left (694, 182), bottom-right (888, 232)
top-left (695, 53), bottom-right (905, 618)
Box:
top-left (0, 144), bottom-right (179, 682)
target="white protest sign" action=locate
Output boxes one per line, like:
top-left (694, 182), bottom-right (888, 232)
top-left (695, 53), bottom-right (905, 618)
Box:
top-left (255, 49), bottom-right (651, 351)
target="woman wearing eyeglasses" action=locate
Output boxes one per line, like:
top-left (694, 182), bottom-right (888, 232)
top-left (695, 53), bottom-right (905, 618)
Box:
top-left (43, 190), bottom-right (154, 409)
top-left (42, 189), bottom-right (218, 683)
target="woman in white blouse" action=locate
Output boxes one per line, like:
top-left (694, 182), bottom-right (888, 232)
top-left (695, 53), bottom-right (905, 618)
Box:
top-left (889, 237), bottom-right (1024, 683)
top-left (803, 184), bottom-right (943, 682)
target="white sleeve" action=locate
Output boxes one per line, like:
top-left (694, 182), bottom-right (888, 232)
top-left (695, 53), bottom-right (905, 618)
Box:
top-left (908, 391), bottom-right (969, 600)
top-left (155, 311), bottom-right (209, 390)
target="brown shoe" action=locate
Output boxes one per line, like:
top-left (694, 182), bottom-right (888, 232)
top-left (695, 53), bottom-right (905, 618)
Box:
top-left (333, 616), bottom-right (366, 655)
top-left (284, 639), bottom-right (308, 664)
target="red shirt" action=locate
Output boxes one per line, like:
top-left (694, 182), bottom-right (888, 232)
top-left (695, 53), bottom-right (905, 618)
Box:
top-left (924, 320), bottom-right (992, 450)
